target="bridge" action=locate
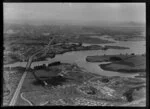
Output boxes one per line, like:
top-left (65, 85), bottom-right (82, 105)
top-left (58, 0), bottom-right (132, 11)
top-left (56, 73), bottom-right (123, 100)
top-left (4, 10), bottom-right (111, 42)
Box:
top-left (9, 37), bottom-right (55, 106)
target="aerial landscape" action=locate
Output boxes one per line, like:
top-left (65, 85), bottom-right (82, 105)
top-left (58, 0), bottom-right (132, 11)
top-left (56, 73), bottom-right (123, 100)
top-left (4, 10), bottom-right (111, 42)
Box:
top-left (3, 3), bottom-right (146, 106)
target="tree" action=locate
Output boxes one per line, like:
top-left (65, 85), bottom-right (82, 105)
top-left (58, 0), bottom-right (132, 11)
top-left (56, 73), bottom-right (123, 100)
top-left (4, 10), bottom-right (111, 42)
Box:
top-left (131, 53), bottom-right (135, 55)
top-left (109, 56), bottom-right (122, 61)
top-left (78, 42), bottom-right (82, 46)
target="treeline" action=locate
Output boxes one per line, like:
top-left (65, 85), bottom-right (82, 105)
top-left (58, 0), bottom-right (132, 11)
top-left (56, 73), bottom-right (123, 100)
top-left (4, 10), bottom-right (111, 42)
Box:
top-left (33, 61), bottom-right (61, 70)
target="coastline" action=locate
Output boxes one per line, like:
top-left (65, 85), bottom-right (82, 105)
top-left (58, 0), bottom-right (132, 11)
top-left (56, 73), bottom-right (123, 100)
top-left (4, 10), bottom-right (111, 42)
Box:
top-left (86, 54), bottom-right (146, 75)
top-left (100, 64), bottom-right (145, 73)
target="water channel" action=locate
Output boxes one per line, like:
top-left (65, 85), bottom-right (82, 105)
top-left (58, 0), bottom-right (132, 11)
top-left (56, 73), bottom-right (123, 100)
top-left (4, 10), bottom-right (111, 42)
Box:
top-left (4, 35), bottom-right (146, 78)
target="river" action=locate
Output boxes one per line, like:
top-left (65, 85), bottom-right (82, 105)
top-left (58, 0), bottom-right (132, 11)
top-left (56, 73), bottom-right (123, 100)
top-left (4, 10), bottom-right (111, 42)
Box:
top-left (4, 35), bottom-right (146, 78)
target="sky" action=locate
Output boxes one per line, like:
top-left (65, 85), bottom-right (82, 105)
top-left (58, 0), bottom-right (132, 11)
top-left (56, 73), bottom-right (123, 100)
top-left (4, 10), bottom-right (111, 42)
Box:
top-left (4, 3), bottom-right (145, 25)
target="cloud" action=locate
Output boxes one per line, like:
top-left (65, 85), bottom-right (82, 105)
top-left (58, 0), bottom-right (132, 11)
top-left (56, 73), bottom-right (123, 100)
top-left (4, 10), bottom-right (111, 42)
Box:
top-left (4, 3), bottom-right (145, 23)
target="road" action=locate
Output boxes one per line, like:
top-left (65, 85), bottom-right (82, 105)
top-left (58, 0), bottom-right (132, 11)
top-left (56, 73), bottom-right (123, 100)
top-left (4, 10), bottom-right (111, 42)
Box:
top-left (9, 37), bottom-right (55, 106)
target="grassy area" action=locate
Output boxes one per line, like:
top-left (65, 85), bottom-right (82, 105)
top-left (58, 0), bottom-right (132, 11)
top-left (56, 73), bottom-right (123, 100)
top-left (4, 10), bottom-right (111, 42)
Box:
top-left (86, 54), bottom-right (146, 74)
top-left (99, 55), bottom-right (145, 73)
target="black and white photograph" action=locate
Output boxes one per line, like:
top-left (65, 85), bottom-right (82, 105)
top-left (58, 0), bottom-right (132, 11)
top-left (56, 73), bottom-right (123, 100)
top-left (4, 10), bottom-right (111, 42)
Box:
top-left (3, 3), bottom-right (146, 106)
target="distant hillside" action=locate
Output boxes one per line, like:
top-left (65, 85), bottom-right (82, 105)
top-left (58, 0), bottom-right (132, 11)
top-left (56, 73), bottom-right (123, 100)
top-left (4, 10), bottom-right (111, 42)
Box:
top-left (115, 21), bottom-right (145, 27)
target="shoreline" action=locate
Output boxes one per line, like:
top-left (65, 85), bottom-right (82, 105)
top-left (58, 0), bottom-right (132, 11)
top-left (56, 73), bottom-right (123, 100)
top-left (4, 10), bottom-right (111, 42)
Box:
top-left (4, 44), bottom-right (129, 64)
top-left (100, 64), bottom-right (145, 73)
top-left (86, 54), bottom-right (146, 75)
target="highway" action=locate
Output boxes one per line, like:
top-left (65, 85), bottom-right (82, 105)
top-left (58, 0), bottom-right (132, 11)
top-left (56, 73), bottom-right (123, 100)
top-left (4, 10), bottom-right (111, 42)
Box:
top-left (9, 37), bottom-right (55, 106)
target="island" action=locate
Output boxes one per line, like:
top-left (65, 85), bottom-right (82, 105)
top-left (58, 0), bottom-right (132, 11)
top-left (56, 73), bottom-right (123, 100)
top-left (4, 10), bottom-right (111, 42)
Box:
top-left (86, 54), bottom-right (146, 74)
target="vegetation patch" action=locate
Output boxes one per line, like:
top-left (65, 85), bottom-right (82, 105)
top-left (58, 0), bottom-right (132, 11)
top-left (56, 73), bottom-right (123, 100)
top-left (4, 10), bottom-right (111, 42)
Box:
top-left (32, 76), bottom-right (68, 86)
